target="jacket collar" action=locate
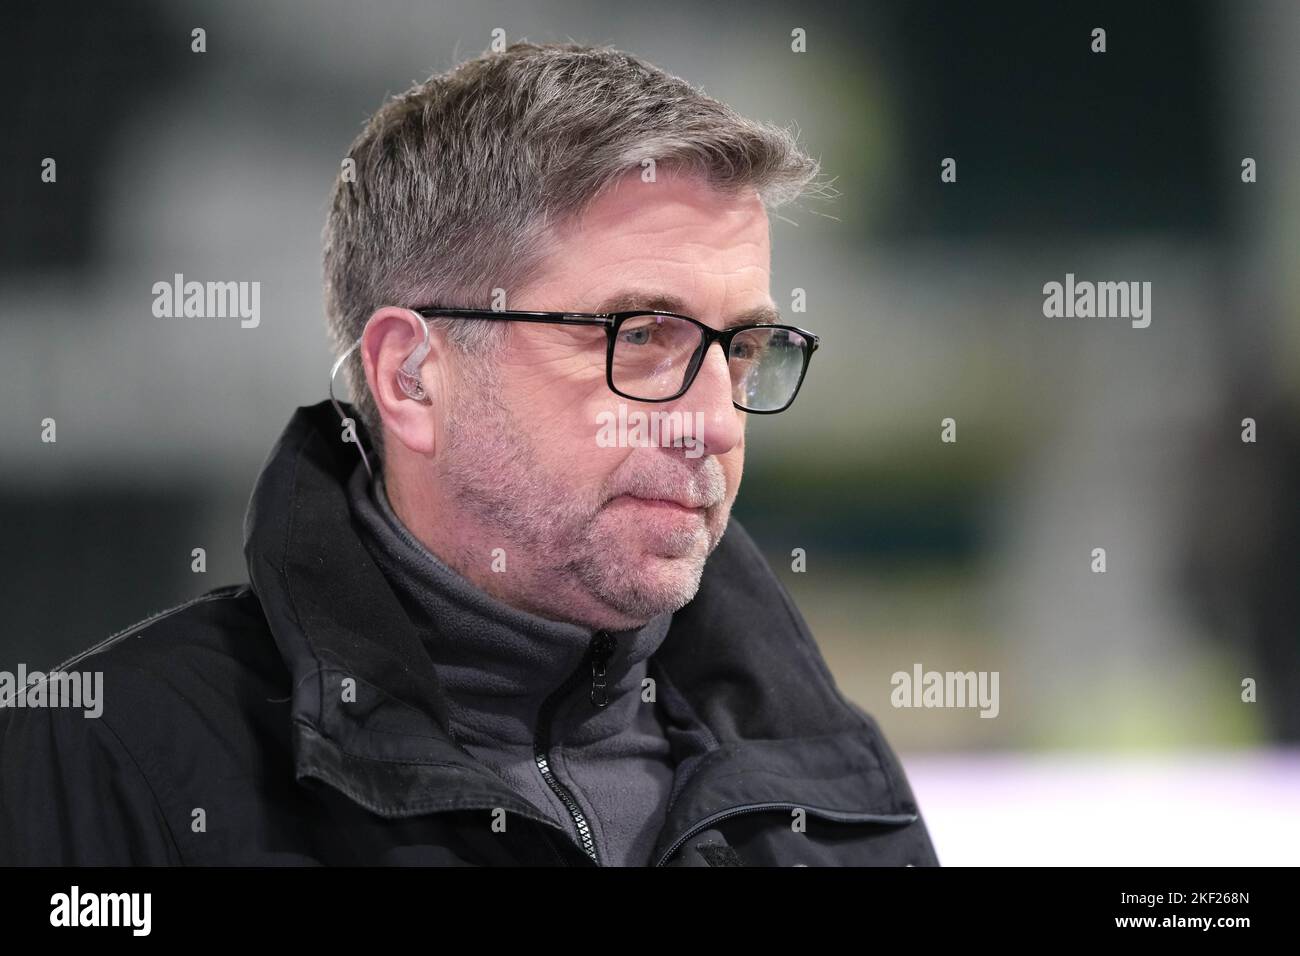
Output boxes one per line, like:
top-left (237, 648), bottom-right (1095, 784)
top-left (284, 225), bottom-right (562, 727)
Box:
top-left (243, 401), bottom-right (919, 863)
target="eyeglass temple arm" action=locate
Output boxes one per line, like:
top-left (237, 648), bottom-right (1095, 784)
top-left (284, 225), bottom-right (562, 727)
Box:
top-left (414, 307), bottom-right (611, 327)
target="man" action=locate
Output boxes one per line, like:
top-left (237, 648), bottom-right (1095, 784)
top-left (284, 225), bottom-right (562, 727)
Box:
top-left (0, 41), bottom-right (938, 866)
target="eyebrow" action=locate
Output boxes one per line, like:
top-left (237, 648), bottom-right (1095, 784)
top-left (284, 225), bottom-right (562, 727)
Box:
top-left (592, 290), bottom-right (783, 328)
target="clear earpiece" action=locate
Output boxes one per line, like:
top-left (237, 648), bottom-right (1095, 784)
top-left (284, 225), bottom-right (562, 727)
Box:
top-left (328, 309), bottom-right (433, 481)
top-left (396, 313), bottom-right (432, 403)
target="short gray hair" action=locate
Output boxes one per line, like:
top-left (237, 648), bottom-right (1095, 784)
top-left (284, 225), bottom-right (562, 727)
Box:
top-left (323, 40), bottom-right (828, 462)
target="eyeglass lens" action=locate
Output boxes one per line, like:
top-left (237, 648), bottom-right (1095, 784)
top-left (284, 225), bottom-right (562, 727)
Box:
top-left (611, 313), bottom-right (809, 411)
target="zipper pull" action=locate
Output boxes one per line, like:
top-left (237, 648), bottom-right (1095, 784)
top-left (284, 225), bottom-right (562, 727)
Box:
top-left (589, 630), bottom-right (615, 708)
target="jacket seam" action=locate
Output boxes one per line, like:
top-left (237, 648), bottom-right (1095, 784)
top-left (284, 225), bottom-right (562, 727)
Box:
top-left (295, 718), bottom-right (480, 769)
top-left (298, 762), bottom-right (552, 820)
top-left (42, 585), bottom-right (251, 675)
top-left (89, 713), bottom-right (187, 864)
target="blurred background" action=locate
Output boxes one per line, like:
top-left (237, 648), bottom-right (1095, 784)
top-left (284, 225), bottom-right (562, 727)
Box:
top-left (2, 0), bottom-right (1297, 863)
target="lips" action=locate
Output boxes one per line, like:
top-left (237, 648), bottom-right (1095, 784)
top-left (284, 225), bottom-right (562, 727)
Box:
top-left (617, 494), bottom-right (707, 512)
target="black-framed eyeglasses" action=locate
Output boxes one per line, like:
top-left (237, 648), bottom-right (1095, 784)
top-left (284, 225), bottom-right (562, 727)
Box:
top-left (412, 306), bottom-right (821, 414)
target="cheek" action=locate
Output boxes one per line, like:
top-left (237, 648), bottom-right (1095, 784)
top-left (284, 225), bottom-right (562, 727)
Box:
top-left (536, 393), bottom-right (635, 499)
top-left (513, 335), bottom-right (607, 395)
top-left (507, 351), bottom-right (611, 436)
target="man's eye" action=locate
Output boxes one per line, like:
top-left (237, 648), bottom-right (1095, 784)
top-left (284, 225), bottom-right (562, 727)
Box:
top-left (619, 326), bottom-right (653, 346)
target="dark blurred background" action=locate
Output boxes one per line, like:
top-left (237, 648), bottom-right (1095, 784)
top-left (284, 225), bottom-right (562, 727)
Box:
top-left (3, 0), bottom-right (1297, 862)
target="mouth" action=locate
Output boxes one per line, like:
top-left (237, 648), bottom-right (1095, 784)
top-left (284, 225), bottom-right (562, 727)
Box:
top-left (613, 494), bottom-right (707, 514)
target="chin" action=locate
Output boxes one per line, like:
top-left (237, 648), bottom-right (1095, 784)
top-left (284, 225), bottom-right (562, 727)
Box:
top-left (641, 528), bottom-right (713, 563)
top-left (608, 570), bottom-right (704, 620)
top-left (644, 550), bottom-right (710, 592)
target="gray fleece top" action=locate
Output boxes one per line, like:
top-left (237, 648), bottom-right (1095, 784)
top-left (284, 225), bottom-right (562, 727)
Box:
top-left (345, 462), bottom-right (676, 866)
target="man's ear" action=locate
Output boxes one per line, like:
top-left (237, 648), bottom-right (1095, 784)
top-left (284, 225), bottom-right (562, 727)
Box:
top-left (360, 307), bottom-right (445, 456)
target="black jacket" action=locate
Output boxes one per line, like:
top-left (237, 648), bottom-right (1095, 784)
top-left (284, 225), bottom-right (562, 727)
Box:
top-left (0, 401), bottom-right (940, 867)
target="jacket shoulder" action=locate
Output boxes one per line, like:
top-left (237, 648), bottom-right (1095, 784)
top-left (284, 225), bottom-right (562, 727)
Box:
top-left (0, 584), bottom-right (292, 864)
top-left (36, 581), bottom-right (290, 744)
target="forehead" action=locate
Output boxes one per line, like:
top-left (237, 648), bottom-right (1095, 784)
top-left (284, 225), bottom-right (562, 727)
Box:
top-left (538, 168), bottom-right (773, 309)
top-left (546, 170), bottom-right (766, 259)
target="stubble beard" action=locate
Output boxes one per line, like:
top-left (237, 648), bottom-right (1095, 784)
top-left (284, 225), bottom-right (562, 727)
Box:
top-left (439, 362), bottom-right (725, 626)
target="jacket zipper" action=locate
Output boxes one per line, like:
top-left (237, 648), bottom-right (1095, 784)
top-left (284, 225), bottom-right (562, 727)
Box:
top-left (653, 802), bottom-right (918, 867)
top-left (533, 629), bottom-right (616, 865)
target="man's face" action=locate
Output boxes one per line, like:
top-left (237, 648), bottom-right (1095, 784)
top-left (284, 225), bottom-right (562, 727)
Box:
top-left (439, 169), bottom-right (770, 629)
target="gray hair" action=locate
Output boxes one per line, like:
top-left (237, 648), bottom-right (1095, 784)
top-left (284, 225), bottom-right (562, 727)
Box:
top-left (323, 40), bottom-right (829, 462)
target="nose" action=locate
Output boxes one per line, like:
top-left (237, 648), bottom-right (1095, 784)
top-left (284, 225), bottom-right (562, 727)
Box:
top-left (670, 340), bottom-right (744, 457)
